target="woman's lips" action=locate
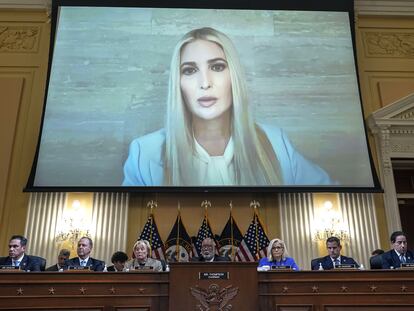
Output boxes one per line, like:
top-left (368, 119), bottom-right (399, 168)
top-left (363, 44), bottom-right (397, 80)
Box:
top-left (198, 96), bottom-right (217, 107)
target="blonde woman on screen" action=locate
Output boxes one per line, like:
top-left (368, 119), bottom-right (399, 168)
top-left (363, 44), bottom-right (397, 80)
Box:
top-left (123, 27), bottom-right (334, 186)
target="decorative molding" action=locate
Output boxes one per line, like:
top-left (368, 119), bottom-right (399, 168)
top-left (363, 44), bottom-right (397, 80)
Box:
top-left (393, 108), bottom-right (414, 120)
top-left (363, 32), bottom-right (414, 58)
top-left (355, 0), bottom-right (414, 16)
top-left (391, 142), bottom-right (414, 153)
top-left (0, 0), bottom-right (50, 9)
top-left (0, 25), bottom-right (40, 53)
top-left (367, 93), bottom-right (414, 234)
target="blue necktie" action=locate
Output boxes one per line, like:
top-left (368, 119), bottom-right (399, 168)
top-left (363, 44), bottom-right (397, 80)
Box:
top-left (80, 260), bottom-right (87, 267)
top-left (13, 260), bottom-right (20, 267)
top-left (400, 255), bottom-right (406, 264)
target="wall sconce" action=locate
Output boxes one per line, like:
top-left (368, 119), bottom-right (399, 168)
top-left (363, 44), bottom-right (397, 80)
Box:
top-left (314, 201), bottom-right (349, 242)
top-left (55, 200), bottom-right (91, 249)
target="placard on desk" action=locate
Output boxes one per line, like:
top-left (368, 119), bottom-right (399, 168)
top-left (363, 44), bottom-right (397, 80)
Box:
top-left (334, 264), bottom-right (358, 270)
top-left (400, 263), bottom-right (414, 269)
top-left (0, 266), bottom-right (22, 272)
top-left (66, 266), bottom-right (91, 272)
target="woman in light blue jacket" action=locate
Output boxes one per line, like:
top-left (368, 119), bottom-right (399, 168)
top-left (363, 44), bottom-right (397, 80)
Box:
top-left (123, 27), bottom-right (334, 187)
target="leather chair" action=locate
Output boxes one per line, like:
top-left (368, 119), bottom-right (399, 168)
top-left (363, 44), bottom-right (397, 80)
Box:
top-left (310, 257), bottom-right (323, 270)
top-left (370, 254), bottom-right (383, 269)
top-left (31, 255), bottom-right (47, 271)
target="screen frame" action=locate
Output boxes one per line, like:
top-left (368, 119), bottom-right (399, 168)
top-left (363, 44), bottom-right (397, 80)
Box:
top-left (24, 0), bottom-right (383, 193)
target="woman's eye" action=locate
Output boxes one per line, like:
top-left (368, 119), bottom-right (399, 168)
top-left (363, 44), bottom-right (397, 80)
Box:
top-left (211, 63), bottom-right (226, 72)
top-left (181, 66), bottom-right (197, 75)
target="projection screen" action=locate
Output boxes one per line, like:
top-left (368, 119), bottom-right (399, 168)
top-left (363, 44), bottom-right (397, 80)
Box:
top-left (26, 0), bottom-right (381, 192)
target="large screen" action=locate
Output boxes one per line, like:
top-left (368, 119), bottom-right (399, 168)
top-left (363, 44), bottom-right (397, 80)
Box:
top-left (26, 0), bottom-right (381, 192)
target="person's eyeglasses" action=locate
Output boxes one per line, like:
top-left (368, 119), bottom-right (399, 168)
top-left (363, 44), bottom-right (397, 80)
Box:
top-left (272, 246), bottom-right (284, 250)
top-left (202, 245), bottom-right (214, 250)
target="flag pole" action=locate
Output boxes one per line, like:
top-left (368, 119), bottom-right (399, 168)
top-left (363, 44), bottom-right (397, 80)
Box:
top-left (177, 201), bottom-right (181, 262)
top-left (146, 200), bottom-right (157, 258)
top-left (230, 201), bottom-right (234, 260)
top-left (250, 200), bottom-right (260, 260)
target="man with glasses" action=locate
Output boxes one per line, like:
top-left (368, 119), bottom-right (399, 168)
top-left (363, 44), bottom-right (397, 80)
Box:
top-left (382, 231), bottom-right (414, 269)
top-left (191, 238), bottom-right (230, 262)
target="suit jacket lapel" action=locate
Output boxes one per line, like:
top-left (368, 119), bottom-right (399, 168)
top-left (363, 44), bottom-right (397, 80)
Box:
top-left (324, 256), bottom-right (333, 269)
top-left (19, 256), bottom-right (28, 269)
top-left (391, 251), bottom-right (400, 267)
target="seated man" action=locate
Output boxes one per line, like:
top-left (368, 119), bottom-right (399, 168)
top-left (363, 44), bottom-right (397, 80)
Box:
top-left (311, 236), bottom-right (358, 270)
top-left (382, 231), bottom-right (414, 269)
top-left (66, 237), bottom-right (105, 271)
top-left (107, 251), bottom-right (128, 271)
top-left (0, 235), bottom-right (43, 271)
top-left (191, 238), bottom-right (230, 262)
top-left (46, 249), bottom-right (70, 271)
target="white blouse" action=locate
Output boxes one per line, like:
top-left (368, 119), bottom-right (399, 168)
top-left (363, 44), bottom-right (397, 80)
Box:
top-left (193, 137), bottom-right (235, 185)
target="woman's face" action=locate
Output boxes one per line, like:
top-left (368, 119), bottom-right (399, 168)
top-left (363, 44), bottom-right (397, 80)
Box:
top-left (134, 243), bottom-right (148, 261)
top-left (271, 241), bottom-right (284, 259)
top-left (180, 39), bottom-right (232, 122)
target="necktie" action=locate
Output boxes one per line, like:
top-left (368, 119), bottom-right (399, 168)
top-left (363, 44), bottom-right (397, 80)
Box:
top-left (400, 255), bottom-right (406, 264)
top-left (334, 259), bottom-right (340, 267)
top-left (14, 260), bottom-right (20, 267)
top-left (80, 260), bottom-right (86, 267)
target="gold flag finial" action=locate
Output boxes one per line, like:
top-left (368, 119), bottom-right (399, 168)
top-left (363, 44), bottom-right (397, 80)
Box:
top-left (201, 200), bottom-right (211, 209)
top-left (250, 200), bottom-right (260, 209)
top-left (147, 200), bottom-right (157, 210)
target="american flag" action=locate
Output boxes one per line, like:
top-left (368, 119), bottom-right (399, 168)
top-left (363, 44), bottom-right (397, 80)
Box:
top-left (235, 213), bottom-right (269, 262)
top-left (139, 214), bottom-right (165, 261)
top-left (192, 216), bottom-right (215, 257)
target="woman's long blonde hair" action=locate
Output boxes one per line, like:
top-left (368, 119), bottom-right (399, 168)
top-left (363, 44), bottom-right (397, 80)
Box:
top-left (267, 238), bottom-right (289, 261)
top-left (164, 27), bottom-right (282, 186)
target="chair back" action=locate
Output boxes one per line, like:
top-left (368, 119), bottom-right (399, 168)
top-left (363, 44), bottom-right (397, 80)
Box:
top-left (370, 254), bottom-right (383, 269)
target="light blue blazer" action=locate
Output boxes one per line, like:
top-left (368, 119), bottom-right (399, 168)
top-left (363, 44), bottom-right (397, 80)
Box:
top-left (122, 124), bottom-right (334, 186)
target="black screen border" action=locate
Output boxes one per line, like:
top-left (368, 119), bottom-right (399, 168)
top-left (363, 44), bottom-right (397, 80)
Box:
top-left (25, 0), bottom-right (383, 193)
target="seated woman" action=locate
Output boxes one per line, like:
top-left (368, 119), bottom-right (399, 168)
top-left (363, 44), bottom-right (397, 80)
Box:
top-left (258, 238), bottom-right (299, 270)
top-left (124, 240), bottom-right (163, 272)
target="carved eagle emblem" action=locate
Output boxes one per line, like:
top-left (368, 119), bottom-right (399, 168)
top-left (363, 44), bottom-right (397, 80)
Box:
top-left (190, 283), bottom-right (239, 311)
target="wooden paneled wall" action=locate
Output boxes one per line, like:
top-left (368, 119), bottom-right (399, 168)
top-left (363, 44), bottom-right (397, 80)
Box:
top-left (0, 8), bottom-right (50, 255)
top-left (1, 4), bottom-right (414, 256)
top-left (355, 13), bottom-right (414, 247)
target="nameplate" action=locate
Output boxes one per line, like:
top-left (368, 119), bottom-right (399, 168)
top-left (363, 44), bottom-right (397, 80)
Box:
top-left (199, 272), bottom-right (229, 280)
top-left (68, 266), bottom-right (91, 271)
top-left (400, 263), bottom-right (414, 269)
top-left (0, 265), bottom-right (20, 271)
top-left (132, 266), bottom-right (153, 271)
top-left (334, 264), bottom-right (356, 269)
top-left (271, 265), bottom-right (291, 270)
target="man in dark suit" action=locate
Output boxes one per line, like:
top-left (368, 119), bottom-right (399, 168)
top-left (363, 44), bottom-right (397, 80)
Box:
top-left (46, 249), bottom-right (70, 271)
top-left (191, 238), bottom-right (230, 262)
top-left (66, 237), bottom-right (105, 271)
top-left (0, 235), bottom-right (42, 271)
top-left (311, 236), bottom-right (359, 270)
top-left (382, 231), bottom-right (414, 269)
top-left (107, 251), bottom-right (128, 271)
